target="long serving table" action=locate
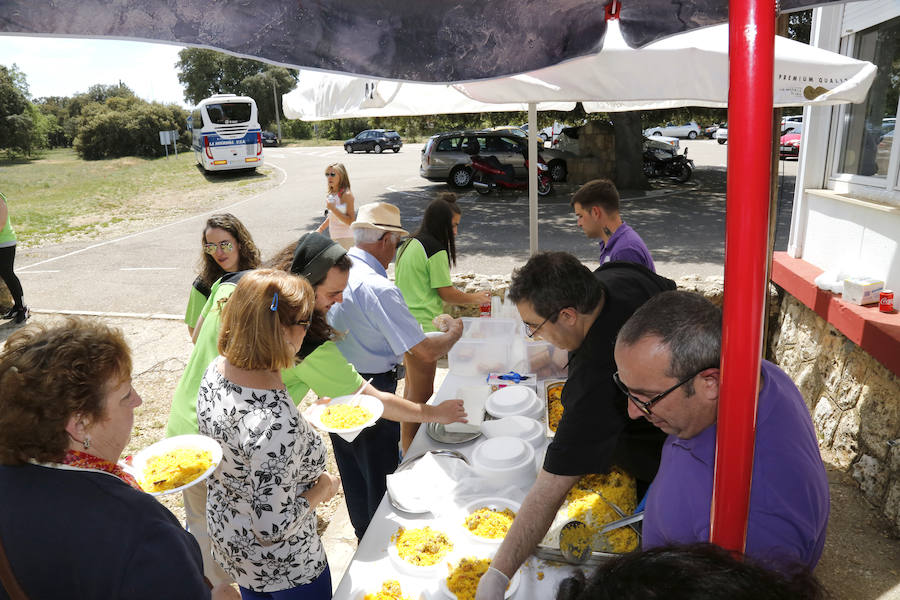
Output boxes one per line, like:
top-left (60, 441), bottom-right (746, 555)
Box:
top-left (331, 372), bottom-right (589, 600)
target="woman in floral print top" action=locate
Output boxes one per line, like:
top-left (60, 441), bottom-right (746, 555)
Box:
top-left (197, 268), bottom-right (341, 599)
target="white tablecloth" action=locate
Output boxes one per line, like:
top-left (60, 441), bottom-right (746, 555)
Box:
top-left (331, 373), bottom-right (589, 600)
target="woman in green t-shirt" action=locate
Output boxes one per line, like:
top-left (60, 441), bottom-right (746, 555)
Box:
top-left (394, 193), bottom-right (490, 451)
top-left (0, 191), bottom-right (28, 324)
top-left (185, 213), bottom-right (260, 339)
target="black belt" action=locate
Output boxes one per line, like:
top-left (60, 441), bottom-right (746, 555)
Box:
top-left (361, 364), bottom-right (406, 382)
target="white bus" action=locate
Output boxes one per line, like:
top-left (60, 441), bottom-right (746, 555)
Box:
top-left (188, 94), bottom-right (264, 172)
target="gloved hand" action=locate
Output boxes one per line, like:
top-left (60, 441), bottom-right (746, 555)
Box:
top-left (475, 566), bottom-right (510, 600)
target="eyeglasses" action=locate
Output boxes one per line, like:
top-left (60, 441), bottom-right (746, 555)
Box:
top-left (203, 240), bottom-right (234, 254)
top-left (325, 172), bottom-right (336, 177)
top-left (524, 307), bottom-right (565, 338)
top-left (613, 367), bottom-right (713, 416)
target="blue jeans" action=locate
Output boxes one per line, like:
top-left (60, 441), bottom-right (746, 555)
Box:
top-left (238, 565), bottom-right (331, 600)
top-left (330, 370), bottom-right (400, 540)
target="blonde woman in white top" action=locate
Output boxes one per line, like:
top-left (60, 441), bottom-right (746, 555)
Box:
top-left (316, 163), bottom-right (355, 250)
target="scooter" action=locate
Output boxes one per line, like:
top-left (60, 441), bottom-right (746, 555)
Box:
top-left (642, 144), bottom-right (694, 183)
top-left (470, 148), bottom-right (552, 196)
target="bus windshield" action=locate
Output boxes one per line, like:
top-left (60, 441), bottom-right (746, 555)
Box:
top-left (205, 102), bottom-right (252, 125)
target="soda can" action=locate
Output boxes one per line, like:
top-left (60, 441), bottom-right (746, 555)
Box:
top-left (479, 301), bottom-right (492, 318)
top-left (880, 290), bottom-right (894, 313)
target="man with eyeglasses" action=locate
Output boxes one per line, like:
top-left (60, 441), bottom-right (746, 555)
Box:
top-left (614, 290), bottom-right (829, 573)
top-left (477, 252), bottom-right (675, 600)
top-left (328, 201), bottom-right (465, 540)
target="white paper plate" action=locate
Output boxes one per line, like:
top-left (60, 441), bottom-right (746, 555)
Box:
top-left (306, 394), bottom-right (384, 442)
top-left (462, 497), bottom-right (522, 545)
top-left (388, 528), bottom-right (455, 578)
top-left (440, 562), bottom-right (520, 599)
top-left (131, 434), bottom-right (223, 497)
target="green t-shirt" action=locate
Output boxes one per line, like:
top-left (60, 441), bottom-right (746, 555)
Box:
top-left (395, 236), bottom-right (452, 332)
top-left (0, 198), bottom-right (16, 246)
top-left (165, 275), bottom-right (365, 438)
top-left (184, 277), bottom-right (211, 328)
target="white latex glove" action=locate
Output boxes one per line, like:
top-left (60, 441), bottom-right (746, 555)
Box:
top-left (475, 566), bottom-right (510, 600)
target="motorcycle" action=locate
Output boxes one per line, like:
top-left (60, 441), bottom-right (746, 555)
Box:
top-left (642, 138), bottom-right (694, 183)
top-left (469, 146), bottom-right (552, 196)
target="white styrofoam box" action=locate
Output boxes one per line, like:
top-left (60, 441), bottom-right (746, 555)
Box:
top-left (448, 338), bottom-right (512, 377)
top-left (444, 385), bottom-right (490, 433)
top-left (843, 276), bottom-right (884, 305)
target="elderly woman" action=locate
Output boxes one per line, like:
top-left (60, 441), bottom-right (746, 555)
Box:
top-left (0, 318), bottom-right (237, 600)
top-left (197, 269), bottom-right (340, 599)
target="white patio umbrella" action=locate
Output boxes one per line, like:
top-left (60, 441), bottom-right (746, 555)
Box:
top-left (455, 21), bottom-right (875, 109)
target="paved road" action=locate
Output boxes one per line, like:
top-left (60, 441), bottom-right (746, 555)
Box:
top-left (14, 139), bottom-right (797, 316)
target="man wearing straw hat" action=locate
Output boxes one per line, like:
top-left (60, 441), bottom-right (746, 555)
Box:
top-left (328, 201), bottom-right (464, 540)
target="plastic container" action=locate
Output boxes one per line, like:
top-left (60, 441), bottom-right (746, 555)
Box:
top-left (526, 340), bottom-right (569, 379)
top-left (471, 437), bottom-right (536, 490)
top-left (461, 317), bottom-right (522, 339)
top-left (448, 338), bottom-right (511, 377)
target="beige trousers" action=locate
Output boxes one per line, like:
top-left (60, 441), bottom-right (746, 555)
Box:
top-left (182, 482), bottom-right (233, 587)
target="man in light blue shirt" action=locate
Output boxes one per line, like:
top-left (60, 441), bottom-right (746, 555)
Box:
top-left (328, 201), bottom-right (463, 539)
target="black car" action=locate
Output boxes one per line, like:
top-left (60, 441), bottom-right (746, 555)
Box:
top-left (344, 129), bottom-right (403, 154)
top-left (261, 131), bottom-right (279, 147)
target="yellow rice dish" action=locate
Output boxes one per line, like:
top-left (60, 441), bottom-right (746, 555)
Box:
top-left (142, 447), bottom-right (213, 492)
top-left (446, 557), bottom-right (492, 600)
top-left (546, 383), bottom-right (564, 432)
top-left (391, 526), bottom-right (453, 566)
top-left (464, 506), bottom-right (516, 539)
top-left (320, 404), bottom-right (373, 429)
top-left (363, 580), bottom-right (414, 600)
top-left (564, 468), bottom-right (639, 553)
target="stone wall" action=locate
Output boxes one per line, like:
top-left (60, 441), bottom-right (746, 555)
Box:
top-left (770, 290), bottom-right (900, 534)
top-left (449, 271), bottom-right (900, 534)
top-left (564, 121), bottom-right (617, 185)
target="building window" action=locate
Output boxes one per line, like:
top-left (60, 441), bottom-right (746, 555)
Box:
top-left (836, 16), bottom-right (899, 180)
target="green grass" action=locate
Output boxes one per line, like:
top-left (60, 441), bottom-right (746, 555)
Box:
top-left (1, 148), bottom-right (277, 245)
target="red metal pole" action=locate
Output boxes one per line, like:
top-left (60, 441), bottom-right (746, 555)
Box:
top-left (710, 0), bottom-right (775, 552)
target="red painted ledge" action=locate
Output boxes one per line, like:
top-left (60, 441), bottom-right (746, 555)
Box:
top-left (771, 252), bottom-right (900, 378)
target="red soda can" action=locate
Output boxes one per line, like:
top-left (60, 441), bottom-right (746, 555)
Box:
top-left (880, 290), bottom-right (894, 313)
top-left (480, 300), bottom-right (491, 318)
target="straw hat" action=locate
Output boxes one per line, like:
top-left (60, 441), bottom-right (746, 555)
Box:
top-left (350, 202), bottom-right (409, 236)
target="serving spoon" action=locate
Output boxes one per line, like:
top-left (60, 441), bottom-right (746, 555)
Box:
top-left (559, 512), bottom-right (645, 562)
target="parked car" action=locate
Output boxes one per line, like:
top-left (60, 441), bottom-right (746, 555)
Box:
top-left (715, 123), bottom-right (728, 144)
top-left (643, 121), bottom-right (701, 139)
top-left (261, 131), bottom-right (279, 147)
top-left (780, 132), bottom-right (801, 159)
top-left (703, 123), bottom-right (722, 138)
top-left (420, 129), bottom-right (571, 188)
top-left (781, 115), bottom-right (803, 135)
top-left (344, 129), bottom-right (403, 153)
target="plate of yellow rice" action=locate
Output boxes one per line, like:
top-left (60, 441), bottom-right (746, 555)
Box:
top-left (306, 394), bottom-right (384, 442)
top-left (132, 434), bottom-right (222, 497)
top-left (440, 556), bottom-right (520, 600)
top-left (462, 497), bottom-right (521, 544)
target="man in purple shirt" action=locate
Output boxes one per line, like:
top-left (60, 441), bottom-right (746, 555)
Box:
top-left (571, 178), bottom-right (656, 272)
top-left (613, 291), bottom-right (829, 573)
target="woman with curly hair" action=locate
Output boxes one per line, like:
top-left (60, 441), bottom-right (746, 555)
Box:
top-left (185, 213), bottom-right (260, 338)
top-left (0, 318), bottom-right (236, 600)
top-left (315, 162), bottom-right (356, 250)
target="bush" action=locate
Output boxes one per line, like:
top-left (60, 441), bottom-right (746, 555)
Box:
top-left (74, 98), bottom-right (188, 160)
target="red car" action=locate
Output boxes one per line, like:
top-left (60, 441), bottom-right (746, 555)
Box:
top-left (780, 132), bottom-right (801, 159)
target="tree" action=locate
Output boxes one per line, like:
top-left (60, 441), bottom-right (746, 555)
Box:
top-left (0, 64), bottom-right (31, 155)
top-left (176, 48), bottom-right (298, 127)
top-left (74, 96), bottom-right (188, 160)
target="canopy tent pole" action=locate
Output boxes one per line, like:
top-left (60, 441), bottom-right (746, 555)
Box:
top-left (709, 0), bottom-right (774, 553)
top-left (528, 102), bottom-right (539, 255)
